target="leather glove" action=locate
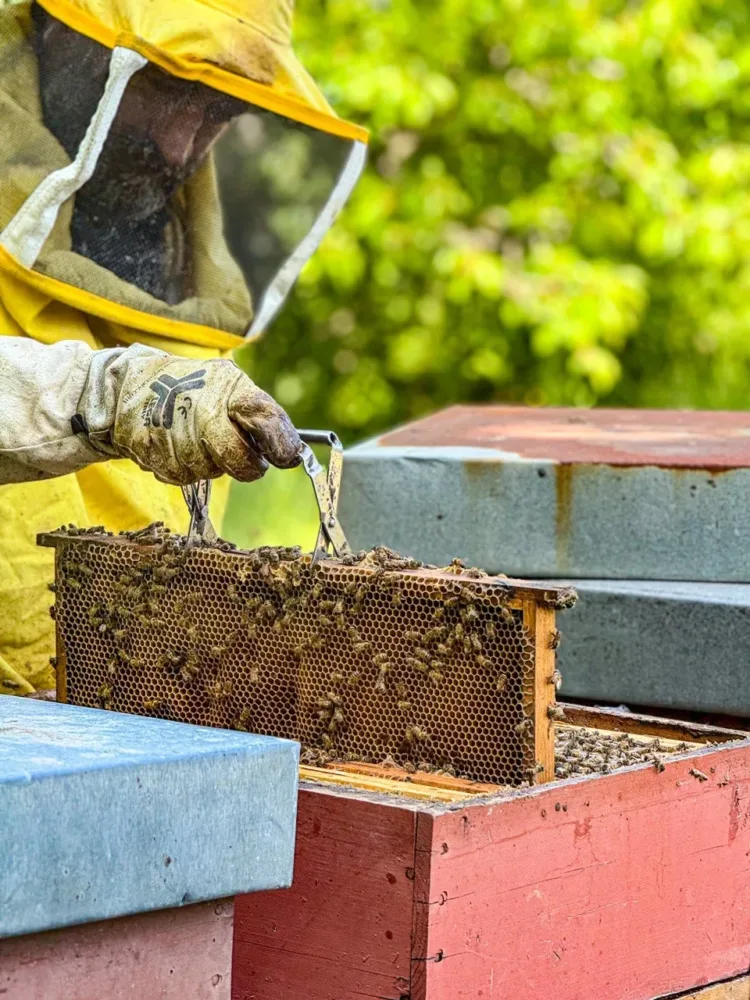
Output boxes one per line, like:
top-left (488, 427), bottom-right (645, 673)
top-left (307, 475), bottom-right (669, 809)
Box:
top-left (0, 339), bottom-right (301, 486)
top-left (86, 350), bottom-right (302, 486)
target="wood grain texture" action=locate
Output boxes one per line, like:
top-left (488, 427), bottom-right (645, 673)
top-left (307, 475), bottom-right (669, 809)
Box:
top-left (232, 788), bottom-right (416, 1000)
top-left (529, 602), bottom-right (556, 783)
top-left (419, 741), bottom-right (750, 1000)
top-left (563, 705), bottom-right (745, 744)
top-left (301, 762), bottom-right (503, 802)
top-left (0, 900), bottom-right (233, 1000)
top-left (666, 975), bottom-right (750, 999)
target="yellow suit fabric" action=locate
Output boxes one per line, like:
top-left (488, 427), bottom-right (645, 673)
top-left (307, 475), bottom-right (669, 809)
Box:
top-left (0, 4), bottom-right (233, 695)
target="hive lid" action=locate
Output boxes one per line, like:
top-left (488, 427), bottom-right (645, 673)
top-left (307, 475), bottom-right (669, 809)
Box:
top-left (0, 697), bottom-right (299, 938)
top-left (379, 405), bottom-right (750, 470)
top-left (340, 405), bottom-right (750, 582)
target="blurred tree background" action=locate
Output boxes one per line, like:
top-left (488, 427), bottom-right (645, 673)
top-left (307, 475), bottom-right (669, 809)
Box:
top-left (227, 0), bottom-right (750, 545)
top-left (238, 0), bottom-right (750, 430)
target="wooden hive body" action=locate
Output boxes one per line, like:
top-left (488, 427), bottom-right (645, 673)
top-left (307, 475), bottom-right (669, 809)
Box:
top-left (232, 708), bottom-right (750, 1000)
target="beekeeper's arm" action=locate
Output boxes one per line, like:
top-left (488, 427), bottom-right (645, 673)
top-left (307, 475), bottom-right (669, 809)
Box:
top-left (0, 338), bottom-right (301, 486)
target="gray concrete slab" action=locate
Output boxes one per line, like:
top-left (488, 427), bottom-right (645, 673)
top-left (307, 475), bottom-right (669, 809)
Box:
top-left (555, 580), bottom-right (750, 716)
top-left (340, 439), bottom-right (750, 582)
top-left (339, 406), bottom-right (750, 582)
top-left (0, 699), bottom-right (299, 939)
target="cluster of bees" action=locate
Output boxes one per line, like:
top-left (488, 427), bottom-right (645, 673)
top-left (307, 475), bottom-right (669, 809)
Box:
top-left (52, 528), bottom-right (541, 782)
top-left (554, 726), bottom-right (691, 778)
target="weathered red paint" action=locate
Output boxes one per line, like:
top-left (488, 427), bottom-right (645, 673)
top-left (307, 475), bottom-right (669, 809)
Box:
top-left (233, 792), bottom-right (415, 1000)
top-left (233, 739), bottom-right (750, 1000)
top-left (380, 406), bottom-right (750, 470)
top-left (0, 899), bottom-right (234, 1000)
top-left (418, 746), bottom-right (750, 1000)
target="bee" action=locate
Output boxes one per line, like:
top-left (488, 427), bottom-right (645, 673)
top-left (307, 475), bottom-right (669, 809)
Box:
top-left (249, 665), bottom-right (260, 685)
top-left (329, 708), bottom-right (345, 730)
top-left (548, 704), bottom-right (566, 722)
top-left (97, 683), bottom-right (113, 708)
top-left (475, 654), bottom-right (489, 668)
top-left (405, 725), bottom-right (428, 744)
top-left (391, 591), bottom-right (402, 605)
top-left (444, 596), bottom-right (460, 609)
top-left (2, 679), bottom-right (21, 690)
top-left (690, 768), bottom-right (709, 782)
top-left (49, 655), bottom-right (58, 669)
top-left (78, 564), bottom-right (93, 578)
top-left (549, 670), bottom-right (563, 690)
top-left (311, 583), bottom-right (323, 600)
top-left (405, 630), bottom-right (421, 643)
top-left (406, 657), bottom-right (428, 674)
top-left (106, 657), bottom-right (119, 677)
top-left (496, 673), bottom-right (508, 694)
top-left (423, 626), bottom-right (448, 644)
top-left (318, 600), bottom-right (335, 612)
top-left (428, 669), bottom-right (444, 685)
top-left (66, 578), bottom-right (81, 590)
top-left (348, 673), bottom-right (360, 687)
top-left (499, 607), bottom-right (514, 625)
top-left (185, 625), bottom-right (201, 644)
top-left (130, 657), bottom-right (144, 670)
top-left (321, 734), bottom-right (334, 750)
top-left (432, 607), bottom-right (445, 621)
top-left (397, 699), bottom-right (412, 711)
top-left (210, 644), bottom-right (228, 658)
top-left (549, 629), bottom-right (562, 650)
top-left (453, 623), bottom-right (465, 641)
top-left (353, 641), bottom-right (372, 656)
top-left (486, 621), bottom-right (496, 639)
top-left (461, 606), bottom-right (479, 624)
top-left (143, 699), bottom-right (166, 713)
top-left (375, 668), bottom-right (389, 694)
top-left (318, 615), bottom-right (333, 629)
top-left (48, 583), bottom-right (57, 594)
top-left (515, 719), bottom-right (532, 735)
top-left (330, 672), bottom-right (344, 686)
top-left (415, 647), bottom-right (431, 663)
top-left (373, 652), bottom-right (390, 666)
top-left (234, 708), bottom-right (252, 732)
top-left (208, 679), bottom-right (233, 702)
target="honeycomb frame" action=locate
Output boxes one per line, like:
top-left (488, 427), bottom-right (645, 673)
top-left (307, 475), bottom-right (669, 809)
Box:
top-left (40, 530), bottom-right (571, 786)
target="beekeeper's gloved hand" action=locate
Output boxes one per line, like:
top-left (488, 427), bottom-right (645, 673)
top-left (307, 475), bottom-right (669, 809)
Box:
top-left (0, 339), bottom-right (301, 486)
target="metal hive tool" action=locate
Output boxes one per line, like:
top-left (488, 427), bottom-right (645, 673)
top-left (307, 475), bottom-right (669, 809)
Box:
top-left (39, 433), bottom-right (575, 786)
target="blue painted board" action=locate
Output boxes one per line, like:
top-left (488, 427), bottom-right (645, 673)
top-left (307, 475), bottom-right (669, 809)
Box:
top-left (0, 698), bottom-right (299, 938)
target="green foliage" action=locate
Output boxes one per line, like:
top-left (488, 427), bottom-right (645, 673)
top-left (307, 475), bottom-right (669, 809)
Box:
top-left (235, 0), bottom-right (750, 436)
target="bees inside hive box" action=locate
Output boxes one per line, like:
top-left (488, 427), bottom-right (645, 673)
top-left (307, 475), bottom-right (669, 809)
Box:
top-left (39, 525), bottom-right (576, 786)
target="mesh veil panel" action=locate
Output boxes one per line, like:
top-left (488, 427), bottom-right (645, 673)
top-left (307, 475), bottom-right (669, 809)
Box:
top-left (0, 12), bottom-right (356, 338)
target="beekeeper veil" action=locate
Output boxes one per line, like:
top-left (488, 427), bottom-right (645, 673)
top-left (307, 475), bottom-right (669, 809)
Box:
top-left (0, 0), bottom-right (367, 349)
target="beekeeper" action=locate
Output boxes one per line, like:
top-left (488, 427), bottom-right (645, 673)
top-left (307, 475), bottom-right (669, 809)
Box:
top-left (0, 0), bottom-right (367, 693)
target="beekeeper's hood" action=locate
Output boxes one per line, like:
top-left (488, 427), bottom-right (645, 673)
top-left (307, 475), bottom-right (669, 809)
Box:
top-left (0, 0), bottom-right (367, 351)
